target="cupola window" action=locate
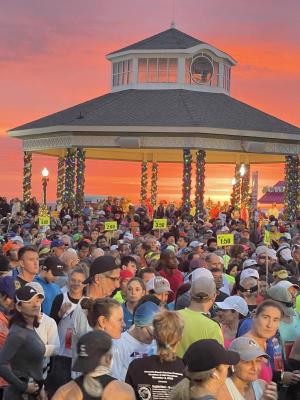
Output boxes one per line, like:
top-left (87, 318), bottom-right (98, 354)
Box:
top-left (112, 59), bottom-right (133, 86)
top-left (138, 58), bottom-right (178, 83)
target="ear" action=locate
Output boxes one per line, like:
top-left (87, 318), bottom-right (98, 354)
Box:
top-left (97, 315), bottom-right (106, 329)
top-left (16, 303), bottom-right (22, 313)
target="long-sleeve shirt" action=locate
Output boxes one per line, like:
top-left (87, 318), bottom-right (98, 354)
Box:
top-left (0, 324), bottom-right (45, 395)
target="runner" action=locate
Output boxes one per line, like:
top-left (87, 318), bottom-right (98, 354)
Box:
top-left (125, 310), bottom-right (185, 399)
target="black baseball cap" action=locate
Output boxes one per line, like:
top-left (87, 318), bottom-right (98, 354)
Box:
top-left (83, 255), bottom-right (119, 284)
top-left (73, 330), bottom-right (112, 374)
top-left (183, 339), bottom-right (240, 373)
top-left (15, 286), bottom-right (45, 303)
top-left (42, 256), bottom-right (65, 276)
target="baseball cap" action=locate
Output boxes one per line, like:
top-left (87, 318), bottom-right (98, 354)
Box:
top-left (216, 295), bottom-right (249, 316)
top-left (189, 267), bottom-right (214, 281)
top-left (266, 286), bottom-right (295, 317)
top-left (229, 337), bottom-right (268, 361)
top-left (183, 339), bottom-right (240, 373)
top-left (191, 277), bottom-right (216, 300)
top-left (110, 245), bottom-right (119, 251)
top-left (0, 276), bottom-right (16, 299)
top-left (50, 239), bottom-right (65, 249)
top-left (242, 259), bottom-right (257, 269)
top-left (189, 241), bottom-right (204, 249)
top-left (277, 246), bottom-right (293, 262)
top-left (273, 270), bottom-right (289, 280)
top-left (39, 247), bottom-right (51, 257)
top-left (73, 330), bottom-right (112, 374)
top-left (134, 301), bottom-right (160, 327)
top-left (42, 256), bottom-right (65, 276)
top-left (2, 241), bottom-right (18, 255)
top-left (240, 268), bottom-right (259, 285)
top-left (267, 249), bottom-right (277, 260)
top-left (83, 255), bottom-right (120, 284)
top-left (11, 236), bottom-right (24, 244)
top-left (255, 246), bottom-right (268, 256)
top-left (275, 280), bottom-right (300, 290)
top-left (15, 286), bottom-right (45, 303)
top-left (120, 269), bottom-right (134, 283)
top-left (26, 281), bottom-right (45, 297)
top-left (146, 276), bottom-right (173, 294)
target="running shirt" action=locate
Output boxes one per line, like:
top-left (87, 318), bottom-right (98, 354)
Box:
top-left (125, 354), bottom-right (184, 400)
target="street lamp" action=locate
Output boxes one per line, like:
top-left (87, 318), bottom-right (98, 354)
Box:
top-left (41, 168), bottom-right (49, 205)
top-left (231, 177), bottom-right (237, 185)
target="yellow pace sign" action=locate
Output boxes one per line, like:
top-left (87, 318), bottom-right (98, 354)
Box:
top-left (217, 233), bottom-right (234, 247)
top-left (39, 216), bottom-right (50, 226)
top-left (153, 219), bottom-right (168, 229)
top-left (263, 230), bottom-right (270, 245)
top-left (104, 221), bottom-right (118, 231)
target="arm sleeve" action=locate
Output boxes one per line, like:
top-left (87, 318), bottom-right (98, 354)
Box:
top-left (0, 328), bottom-right (28, 392)
top-left (44, 318), bottom-right (60, 357)
top-left (50, 294), bottom-right (64, 324)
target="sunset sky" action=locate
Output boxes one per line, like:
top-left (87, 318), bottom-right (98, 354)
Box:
top-left (1, 0), bottom-right (299, 204)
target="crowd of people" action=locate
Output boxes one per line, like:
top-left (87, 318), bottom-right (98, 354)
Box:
top-left (0, 195), bottom-right (299, 400)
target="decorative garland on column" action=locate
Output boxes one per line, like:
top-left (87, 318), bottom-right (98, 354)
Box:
top-left (230, 163), bottom-right (241, 210)
top-left (23, 151), bottom-right (32, 203)
top-left (56, 156), bottom-right (65, 209)
top-left (75, 148), bottom-right (86, 213)
top-left (182, 149), bottom-right (192, 214)
top-left (284, 155), bottom-right (300, 221)
top-left (195, 150), bottom-right (206, 219)
top-left (64, 148), bottom-right (76, 209)
top-left (150, 163), bottom-right (158, 207)
top-left (140, 161), bottom-right (148, 202)
top-left (241, 164), bottom-right (250, 210)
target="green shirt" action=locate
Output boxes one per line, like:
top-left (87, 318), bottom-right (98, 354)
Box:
top-left (113, 290), bottom-right (125, 304)
top-left (176, 308), bottom-right (224, 358)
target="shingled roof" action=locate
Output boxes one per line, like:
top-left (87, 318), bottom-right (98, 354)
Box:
top-left (108, 28), bottom-right (206, 55)
top-left (11, 89), bottom-right (300, 135)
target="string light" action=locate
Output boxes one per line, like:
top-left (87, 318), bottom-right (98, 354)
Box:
top-left (23, 151), bottom-right (32, 203)
top-left (195, 150), bottom-right (206, 219)
top-left (284, 155), bottom-right (299, 221)
top-left (182, 149), bottom-right (192, 213)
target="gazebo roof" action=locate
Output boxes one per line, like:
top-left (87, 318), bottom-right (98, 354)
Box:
top-left (108, 28), bottom-right (206, 55)
top-left (11, 89), bottom-right (300, 135)
top-left (258, 181), bottom-right (285, 204)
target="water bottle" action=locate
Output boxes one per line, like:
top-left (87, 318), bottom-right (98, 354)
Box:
top-left (272, 337), bottom-right (283, 371)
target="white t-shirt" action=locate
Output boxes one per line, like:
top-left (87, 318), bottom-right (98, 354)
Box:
top-left (112, 330), bottom-right (156, 382)
top-left (35, 313), bottom-right (60, 378)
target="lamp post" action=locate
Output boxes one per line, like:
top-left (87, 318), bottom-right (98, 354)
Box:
top-left (41, 168), bottom-right (49, 206)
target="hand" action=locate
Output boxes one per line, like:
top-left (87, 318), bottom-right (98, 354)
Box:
top-left (59, 302), bottom-right (72, 317)
top-left (261, 382), bottom-right (278, 400)
top-left (37, 388), bottom-right (48, 400)
top-left (26, 381), bottom-right (39, 394)
top-left (282, 371), bottom-right (300, 385)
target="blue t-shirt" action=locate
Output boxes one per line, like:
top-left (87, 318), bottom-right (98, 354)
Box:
top-left (35, 275), bottom-right (62, 316)
top-left (122, 303), bottom-right (133, 331)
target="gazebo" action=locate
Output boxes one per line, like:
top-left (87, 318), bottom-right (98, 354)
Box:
top-left (9, 26), bottom-right (300, 219)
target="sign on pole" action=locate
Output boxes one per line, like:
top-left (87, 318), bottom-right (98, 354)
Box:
top-left (217, 233), bottom-right (234, 247)
top-left (153, 219), bottom-right (167, 230)
top-left (39, 216), bottom-right (50, 226)
top-left (104, 221), bottom-right (118, 231)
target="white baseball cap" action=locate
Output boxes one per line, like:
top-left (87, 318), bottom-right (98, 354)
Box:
top-left (189, 241), bottom-right (204, 249)
top-left (216, 295), bottom-right (249, 316)
top-left (146, 276), bottom-right (173, 294)
top-left (242, 259), bottom-right (257, 269)
top-left (240, 268), bottom-right (259, 285)
top-left (189, 267), bottom-right (214, 281)
top-left (275, 280), bottom-right (299, 290)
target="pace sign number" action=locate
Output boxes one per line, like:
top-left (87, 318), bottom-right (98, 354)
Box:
top-left (104, 221), bottom-right (117, 231)
top-left (217, 233), bottom-right (234, 247)
top-left (39, 216), bottom-right (50, 226)
top-left (153, 219), bottom-right (167, 230)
